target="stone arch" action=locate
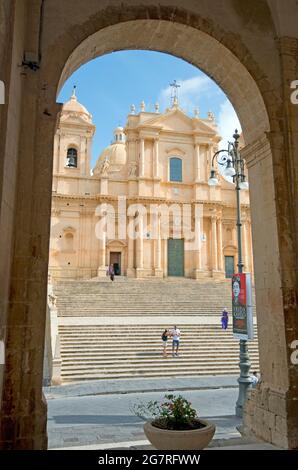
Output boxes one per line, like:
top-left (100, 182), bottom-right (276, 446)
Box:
top-left (66, 146), bottom-right (78, 168)
top-left (54, 20), bottom-right (270, 145)
top-left (1, 1), bottom-right (298, 451)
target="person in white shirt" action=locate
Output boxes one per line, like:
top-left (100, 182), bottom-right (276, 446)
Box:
top-left (171, 326), bottom-right (181, 357)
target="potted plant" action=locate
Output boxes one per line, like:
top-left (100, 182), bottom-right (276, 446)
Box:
top-left (132, 393), bottom-right (216, 450)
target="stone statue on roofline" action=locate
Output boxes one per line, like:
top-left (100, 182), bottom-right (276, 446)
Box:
top-left (100, 156), bottom-right (110, 176)
top-left (128, 162), bottom-right (138, 177)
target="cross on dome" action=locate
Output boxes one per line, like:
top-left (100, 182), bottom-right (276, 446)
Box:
top-left (71, 85), bottom-right (77, 100)
top-left (170, 80), bottom-right (180, 107)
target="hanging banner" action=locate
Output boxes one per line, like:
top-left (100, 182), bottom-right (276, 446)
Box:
top-left (232, 273), bottom-right (254, 340)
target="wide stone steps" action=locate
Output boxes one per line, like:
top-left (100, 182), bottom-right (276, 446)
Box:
top-left (54, 279), bottom-right (258, 382)
top-left (53, 278), bottom-right (256, 319)
top-left (60, 353), bottom-right (259, 361)
top-left (58, 324), bottom-right (259, 382)
top-left (60, 366), bottom-right (260, 382)
top-left (60, 354), bottom-right (259, 365)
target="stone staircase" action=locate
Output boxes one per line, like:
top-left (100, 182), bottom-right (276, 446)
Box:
top-left (59, 324), bottom-right (259, 382)
top-left (53, 278), bottom-right (256, 317)
top-left (53, 278), bottom-right (259, 383)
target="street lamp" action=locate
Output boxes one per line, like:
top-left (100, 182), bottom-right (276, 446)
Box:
top-left (208, 129), bottom-right (251, 418)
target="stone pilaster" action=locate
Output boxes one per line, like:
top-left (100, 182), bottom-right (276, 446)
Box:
top-left (127, 214), bottom-right (135, 277)
top-left (139, 138), bottom-right (145, 178)
top-left (211, 215), bottom-right (218, 275)
top-left (136, 212), bottom-right (144, 277)
top-left (154, 214), bottom-right (163, 277)
top-left (217, 216), bottom-right (224, 273)
top-left (97, 231), bottom-right (106, 277)
top-left (241, 129), bottom-right (298, 449)
top-left (194, 143), bottom-right (200, 182)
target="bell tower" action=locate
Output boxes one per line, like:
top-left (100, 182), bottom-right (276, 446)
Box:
top-left (53, 87), bottom-right (96, 187)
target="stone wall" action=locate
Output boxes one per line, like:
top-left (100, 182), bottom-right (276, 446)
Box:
top-left (0, 0), bottom-right (297, 449)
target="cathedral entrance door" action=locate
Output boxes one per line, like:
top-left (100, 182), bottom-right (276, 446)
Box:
top-left (225, 256), bottom-right (235, 278)
top-left (167, 239), bottom-right (184, 277)
top-left (110, 252), bottom-right (121, 275)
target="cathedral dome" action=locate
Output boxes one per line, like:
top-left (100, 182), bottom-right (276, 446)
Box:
top-left (62, 88), bottom-right (93, 124)
top-left (93, 127), bottom-right (127, 176)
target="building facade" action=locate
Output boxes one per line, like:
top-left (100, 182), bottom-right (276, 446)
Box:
top-left (49, 91), bottom-right (253, 280)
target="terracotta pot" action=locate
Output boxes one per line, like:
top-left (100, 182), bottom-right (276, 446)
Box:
top-left (143, 419), bottom-right (215, 450)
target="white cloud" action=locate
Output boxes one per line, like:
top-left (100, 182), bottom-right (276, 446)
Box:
top-left (218, 99), bottom-right (242, 150)
top-left (159, 76), bottom-right (210, 113)
top-left (216, 99), bottom-right (242, 183)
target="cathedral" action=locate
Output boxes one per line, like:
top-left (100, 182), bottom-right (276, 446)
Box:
top-left (2, 0), bottom-right (298, 451)
top-left (49, 89), bottom-right (253, 280)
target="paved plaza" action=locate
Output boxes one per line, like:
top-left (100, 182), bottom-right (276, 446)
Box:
top-left (45, 376), bottom-right (279, 450)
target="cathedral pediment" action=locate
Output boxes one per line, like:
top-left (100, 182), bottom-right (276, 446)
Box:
top-left (60, 112), bottom-right (94, 127)
top-left (140, 107), bottom-right (217, 135)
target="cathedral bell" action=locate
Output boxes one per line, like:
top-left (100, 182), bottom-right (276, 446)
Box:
top-left (66, 155), bottom-right (77, 168)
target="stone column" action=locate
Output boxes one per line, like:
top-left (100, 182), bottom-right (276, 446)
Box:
top-left (0, 60), bottom-right (61, 449)
top-left (85, 136), bottom-right (92, 176)
top-left (193, 247), bottom-right (202, 279)
top-left (241, 132), bottom-right (298, 449)
top-left (194, 143), bottom-right (200, 181)
top-left (139, 138), bottom-right (145, 177)
top-left (153, 138), bottom-right (159, 178)
top-left (163, 238), bottom-right (168, 277)
top-left (193, 210), bottom-right (203, 279)
top-left (97, 230), bottom-right (106, 277)
top-left (217, 217), bottom-right (224, 272)
top-left (127, 214), bottom-right (135, 277)
top-left (211, 215), bottom-right (218, 274)
top-left (153, 138), bottom-right (161, 197)
top-left (154, 214), bottom-right (163, 277)
top-left (136, 212), bottom-right (144, 277)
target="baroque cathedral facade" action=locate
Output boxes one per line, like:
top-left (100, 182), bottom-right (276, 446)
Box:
top-left (49, 90), bottom-right (253, 280)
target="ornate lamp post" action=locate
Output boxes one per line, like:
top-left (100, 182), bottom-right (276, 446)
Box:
top-left (208, 129), bottom-right (251, 418)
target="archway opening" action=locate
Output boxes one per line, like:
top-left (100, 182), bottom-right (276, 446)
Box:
top-left (3, 10), bottom-right (290, 451)
top-left (46, 38), bottom-right (265, 448)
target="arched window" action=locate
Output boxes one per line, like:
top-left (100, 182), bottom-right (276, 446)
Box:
top-left (66, 147), bottom-right (78, 168)
top-left (170, 157), bottom-right (182, 182)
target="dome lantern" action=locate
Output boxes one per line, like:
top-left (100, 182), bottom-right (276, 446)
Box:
top-left (113, 126), bottom-right (125, 143)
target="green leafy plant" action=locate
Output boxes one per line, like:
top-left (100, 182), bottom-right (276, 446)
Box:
top-left (132, 394), bottom-right (203, 430)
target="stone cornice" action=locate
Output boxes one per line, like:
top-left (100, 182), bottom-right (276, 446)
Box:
top-left (53, 173), bottom-right (99, 181)
top-left (51, 192), bottom-right (250, 214)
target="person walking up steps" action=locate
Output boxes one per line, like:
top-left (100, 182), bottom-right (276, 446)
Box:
top-left (171, 325), bottom-right (181, 357)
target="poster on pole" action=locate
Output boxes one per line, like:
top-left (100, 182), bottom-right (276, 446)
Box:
top-left (232, 273), bottom-right (254, 340)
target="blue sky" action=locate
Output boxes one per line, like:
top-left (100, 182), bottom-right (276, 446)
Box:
top-left (58, 50), bottom-right (241, 167)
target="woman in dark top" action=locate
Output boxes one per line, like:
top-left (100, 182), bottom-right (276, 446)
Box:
top-left (162, 329), bottom-right (169, 357)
